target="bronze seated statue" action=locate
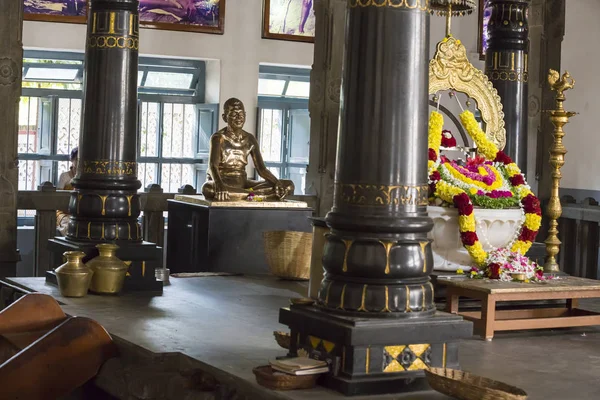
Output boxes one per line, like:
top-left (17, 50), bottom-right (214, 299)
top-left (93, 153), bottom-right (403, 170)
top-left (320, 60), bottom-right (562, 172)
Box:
top-left (202, 98), bottom-right (294, 201)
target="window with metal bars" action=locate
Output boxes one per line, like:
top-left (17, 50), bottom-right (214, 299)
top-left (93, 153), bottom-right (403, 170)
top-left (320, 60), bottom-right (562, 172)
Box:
top-left (18, 50), bottom-right (218, 195)
top-left (256, 65), bottom-right (311, 195)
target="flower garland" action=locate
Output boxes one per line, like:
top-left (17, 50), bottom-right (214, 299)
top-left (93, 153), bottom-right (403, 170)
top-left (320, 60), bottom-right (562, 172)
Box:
top-left (428, 110), bottom-right (542, 266)
top-left (458, 248), bottom-right (548, 282)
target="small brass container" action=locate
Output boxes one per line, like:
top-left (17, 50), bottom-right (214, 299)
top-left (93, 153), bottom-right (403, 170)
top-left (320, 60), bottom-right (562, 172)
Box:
top-left (511, 272), bottom-right (526, 282)
top-left (55, 251), bottom-right (93, 298)
top-left (88, 244), bottom-right (128, 294)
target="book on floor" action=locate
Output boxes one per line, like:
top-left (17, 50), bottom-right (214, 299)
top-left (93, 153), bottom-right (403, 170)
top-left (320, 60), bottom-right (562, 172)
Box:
top-left (269, 357), bottom-right (329, 376)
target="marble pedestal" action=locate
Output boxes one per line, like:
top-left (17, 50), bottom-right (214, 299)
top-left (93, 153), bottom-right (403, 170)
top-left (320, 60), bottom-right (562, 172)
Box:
top-left (166, 197), bottom-right (313, 275)
top-left (46, 237), bottom-right (163, 293)
top-left (280, 306), bottom-right (473, 396)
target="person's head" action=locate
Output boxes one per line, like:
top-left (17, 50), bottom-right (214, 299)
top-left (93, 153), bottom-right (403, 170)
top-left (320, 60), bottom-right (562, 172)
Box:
top-left (70, 147), bottom-right (78, 172)
top-left (222, 98), bottom-right (246, 130)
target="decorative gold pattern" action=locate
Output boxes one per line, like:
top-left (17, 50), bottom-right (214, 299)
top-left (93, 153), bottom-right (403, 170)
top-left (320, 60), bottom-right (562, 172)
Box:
top-left (379, 240), bottom-right (395, 274)
top-left (91, 10), bottom-right (139, 37)
top-left (126, 195), bottom-right (134, 217)
top-left (325, 280), bottom-right (333, 304)
top-left (365, 346), bottom-right (370, 374)
top-left (336, 183), bottom-right (429, 207)
top-left (87, 222), bottom-right (91, 239)
top-left (307, 336), bottom-right (336, 354)
top-left (406, 286), bottom-right (411, 312)
top-left (339, 284), bottom-right (347, 310)
top-left (421, 285), bottom-right (426, 310)
top-left (357, 284), bottom-right (368, 312)
top-left (543, 70), bottom-right (577, 274)
top-left (342, 239), bottom-right (353, 272)
top-left (429, 36), bottom-right (506, 150)
top-left (99, 195), bottom-right (108, 216)
top-left (442, 343), bottom-right (447, 368)
top-left (381, 286), bottom-right (391, 312)
top-left (88, 36), bottom-right (139, 50)
top-left (348, 0), bottom-right (429, 10)
top-left (83, 161), bottom-right (136, 176)
top-left (142, 261), bottom-right (146, 277)
top-left (420, 241), bottom-right (428, 272)
top-left (487, 52), bottom-right (529, 82)
top-left (383, 344), bottom-right (431, 373)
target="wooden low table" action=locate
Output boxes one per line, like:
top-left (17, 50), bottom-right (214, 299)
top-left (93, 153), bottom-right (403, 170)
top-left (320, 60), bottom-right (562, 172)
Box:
top-left (438, 276), bottom-right (600, 340)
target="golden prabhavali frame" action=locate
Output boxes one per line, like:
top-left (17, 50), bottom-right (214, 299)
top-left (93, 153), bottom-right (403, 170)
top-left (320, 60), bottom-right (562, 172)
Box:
top-left (429, 35), bottom-right (507, 151)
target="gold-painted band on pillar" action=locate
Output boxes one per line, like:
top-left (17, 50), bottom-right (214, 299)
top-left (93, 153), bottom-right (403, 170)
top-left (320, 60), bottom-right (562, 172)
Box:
top-left (83, 161), bottom-right (137, 176)
top-left (348, 0), bottom-right (430, 11)
top-left (335, 183), bottom-right (429, 207)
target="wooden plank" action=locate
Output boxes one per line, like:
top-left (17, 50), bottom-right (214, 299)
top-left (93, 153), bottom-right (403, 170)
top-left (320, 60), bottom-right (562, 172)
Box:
top-left (494, 290), bottom-right (600, 301)
top-left (438, 276), bottom-right (600, 294)
top-left (461, 307), bottom-right (571, 320)
top-left (494, 314), bottom-right (600, 331)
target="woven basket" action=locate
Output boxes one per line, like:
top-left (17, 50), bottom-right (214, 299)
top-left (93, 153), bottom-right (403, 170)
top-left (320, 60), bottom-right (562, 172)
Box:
top-left (273, 331), bottom-right (291, 350)
top-left (253, 366), bottom-right (317, 390)
top-left (263, 231), bottom-right (312, 280)
top-left (425, 368), bottom-right (528, 400)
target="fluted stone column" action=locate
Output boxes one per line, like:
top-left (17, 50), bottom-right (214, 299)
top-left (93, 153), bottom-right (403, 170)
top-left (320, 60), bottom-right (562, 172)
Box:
top-left (67, 0), bottom-right (142, 242)
top-left (0, 2), bottom-right (22, 277)
top-left (305, 0), bottom-right (346, 217)
top-left (485, 0), bottom-right (529, 171)
top-left (318, 0), bottom-right (434, 317)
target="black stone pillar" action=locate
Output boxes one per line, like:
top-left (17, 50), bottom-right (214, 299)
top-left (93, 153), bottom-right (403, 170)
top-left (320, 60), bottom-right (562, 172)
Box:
top-left (68, 0), bottom-right (141, 242)
top-left (47, 0), bottom-right (162, 293)
top-left (319, 0), bottom-right (433, 317)
top-left (485, 0), bottom-right (529, 171)
top-left (279, 1), bottom-right (472, 395)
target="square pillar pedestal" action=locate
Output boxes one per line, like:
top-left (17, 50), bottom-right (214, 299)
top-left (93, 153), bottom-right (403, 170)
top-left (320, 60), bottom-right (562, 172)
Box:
top-left (46, 237), bottom-right (163, 293)
top-left (280, 306), bottom-right (472, 396)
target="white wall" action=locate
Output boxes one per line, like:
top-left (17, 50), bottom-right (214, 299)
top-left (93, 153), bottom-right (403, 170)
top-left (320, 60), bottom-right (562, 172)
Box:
top-left (22, 0), bottom-right (314, 131)
top-left (560, 0), bottom-right (600, 190)
top-left (22, 3), bottom-right (484, 144)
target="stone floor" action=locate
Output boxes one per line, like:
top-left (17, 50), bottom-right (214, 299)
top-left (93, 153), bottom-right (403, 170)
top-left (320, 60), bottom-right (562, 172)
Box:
top-left (7, 276), bottom-right (600, 400)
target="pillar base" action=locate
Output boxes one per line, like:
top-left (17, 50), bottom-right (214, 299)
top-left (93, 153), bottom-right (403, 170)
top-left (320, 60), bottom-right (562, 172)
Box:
top-left (279, 306), bottom-right (472, 396)
top-left (46, 237), bottom-right (163, 294)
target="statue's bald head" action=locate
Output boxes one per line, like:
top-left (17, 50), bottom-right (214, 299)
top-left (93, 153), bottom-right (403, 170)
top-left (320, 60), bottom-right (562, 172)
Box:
top-left (223, 98), bottom-right (245, 114)
top-left (222, 98), bottom-right (246, 128)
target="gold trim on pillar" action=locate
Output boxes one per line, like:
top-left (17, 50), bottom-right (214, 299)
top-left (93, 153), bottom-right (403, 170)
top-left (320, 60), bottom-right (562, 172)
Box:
top-left (83, 161), bottom-right (137, 176)
top-left (429, 36), bottom-right (506, 150)
top-left (357, 284), bottom-right (368, 312)
top-left (348, 0), bottom-right (430, 11)
top-left (379, 240), bottom-right (395, 274)
top-left (335, 183), bottom-right (429, 207)
top-left (99, 195), bottom-right (108, 216)
top-left (365, 346), bottom-right (371, 374)
top-left (442, 343), bottom-right (447, 367)
top-left (342, 239), bottom-right (353, 272)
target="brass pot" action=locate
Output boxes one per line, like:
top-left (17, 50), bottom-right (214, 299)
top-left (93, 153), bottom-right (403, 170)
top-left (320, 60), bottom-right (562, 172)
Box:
top-left (88, 244), bottom-right (128, 294)
top-left (511, 272), bottom-right (526, 282)
top-left (55, 251), bottom-right (93, 298)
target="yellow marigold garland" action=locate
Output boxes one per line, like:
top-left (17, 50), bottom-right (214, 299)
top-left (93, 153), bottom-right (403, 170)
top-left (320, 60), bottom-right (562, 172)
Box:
top-left (428, 109), bottom-right (543, 265)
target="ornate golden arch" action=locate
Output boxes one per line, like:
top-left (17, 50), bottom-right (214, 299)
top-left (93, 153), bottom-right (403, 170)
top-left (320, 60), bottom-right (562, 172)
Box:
top-left (429, 36), bottom-right (506, 150)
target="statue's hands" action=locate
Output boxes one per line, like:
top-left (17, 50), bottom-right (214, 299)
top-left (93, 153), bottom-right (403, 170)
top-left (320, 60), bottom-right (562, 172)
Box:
top-left (214, 182), bottom-right (230, 201)
top-left (275, 180), bottom-right (290, 200)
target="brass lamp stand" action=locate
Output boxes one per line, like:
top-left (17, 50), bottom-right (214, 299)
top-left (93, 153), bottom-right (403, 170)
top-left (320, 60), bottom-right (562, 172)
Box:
top-left (543, 70), bottom-right (577, 274)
